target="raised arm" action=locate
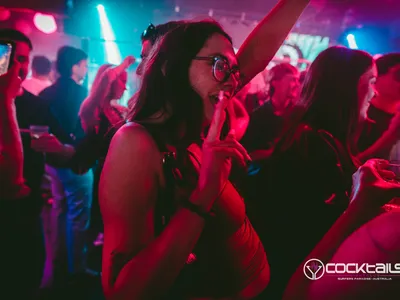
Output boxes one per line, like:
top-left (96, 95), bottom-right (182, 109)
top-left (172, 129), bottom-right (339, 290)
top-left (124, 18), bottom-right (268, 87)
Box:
top-left (0, 62), bottom-right (29, 199)
top-left (237, 0), bottom-right (310, 87)
top-left (80, 56), bottom-right (135, 133)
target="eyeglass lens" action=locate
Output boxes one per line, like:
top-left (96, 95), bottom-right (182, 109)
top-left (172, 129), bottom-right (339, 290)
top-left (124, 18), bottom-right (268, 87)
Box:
top-left (213, 58), bottom-right (240, 82)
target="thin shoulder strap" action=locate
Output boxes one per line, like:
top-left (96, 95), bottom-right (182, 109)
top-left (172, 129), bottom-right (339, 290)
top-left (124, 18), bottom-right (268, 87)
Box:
top-left (317, 129), bottom-right (352, 201)
top-left (139, 124), bottom-right (177, 236)
top-left (317, 129), bottom-right (351, 173)
top-left (317, 129), bottom-right (345, 172)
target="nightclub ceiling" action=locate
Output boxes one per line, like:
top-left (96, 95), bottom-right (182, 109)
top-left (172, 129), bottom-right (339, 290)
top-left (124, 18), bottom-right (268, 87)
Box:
top-left (1, 0), bottom-right (399, 22)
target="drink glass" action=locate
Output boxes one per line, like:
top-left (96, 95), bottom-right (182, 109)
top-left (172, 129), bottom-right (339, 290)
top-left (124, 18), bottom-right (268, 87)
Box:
top-left (379, 160), bottom-right (400, 206)
top-left (379, 160), bottom-right (400, 182)
top-left (29, 125), bottom-right (49, 139)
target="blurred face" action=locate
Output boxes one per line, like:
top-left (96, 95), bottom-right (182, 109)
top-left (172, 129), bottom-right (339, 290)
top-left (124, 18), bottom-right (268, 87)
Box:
top-left (72, 59), bottom-right (88, 83)
top-left (358, 64), bottom-right (377, 120)
top-left (136, 40), bottom-right (152, 76)
top-left (14, 41), bottom-right (30, 81)
top-left (189, 33), bottom-right (239, 124)
top-left (272, 72), bottom-right (300, 104)
top-left (111, 71), bottom-right (128, 99)
top-left (375, 63), bottom-right (400, 101)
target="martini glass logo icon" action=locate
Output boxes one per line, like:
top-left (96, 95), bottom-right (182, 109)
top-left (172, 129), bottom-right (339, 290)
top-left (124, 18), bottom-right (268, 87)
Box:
top-left (303, 259), bottom-right (325, 280)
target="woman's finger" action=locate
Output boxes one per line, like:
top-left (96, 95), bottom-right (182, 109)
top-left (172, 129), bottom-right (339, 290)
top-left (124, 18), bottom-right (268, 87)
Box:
top-left (378, 170), bottom-right (396, 180)
top-left (213, 139), bottom-right (251, 162)
top-left (212, 146), bottom-right (246, 167)
top-left (205, 92), bottom-right (228, 143)
top-left (225, 129), bottom-right (236, 140)
top-left (368, 159), bottom-right (389, 170)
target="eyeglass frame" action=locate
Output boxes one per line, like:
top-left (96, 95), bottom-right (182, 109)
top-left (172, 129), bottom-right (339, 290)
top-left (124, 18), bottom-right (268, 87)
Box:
top-left (193, 55), bottom-right (241, 83)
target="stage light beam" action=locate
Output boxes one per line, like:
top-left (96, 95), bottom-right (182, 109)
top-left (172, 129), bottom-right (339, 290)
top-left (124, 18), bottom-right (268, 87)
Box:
top-left (96, 4), bottom-right (121, 65)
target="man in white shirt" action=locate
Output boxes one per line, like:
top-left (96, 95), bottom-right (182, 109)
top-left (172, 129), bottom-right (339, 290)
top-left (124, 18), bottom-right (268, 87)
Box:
top-left (22, 55), bottom-right (52, 95)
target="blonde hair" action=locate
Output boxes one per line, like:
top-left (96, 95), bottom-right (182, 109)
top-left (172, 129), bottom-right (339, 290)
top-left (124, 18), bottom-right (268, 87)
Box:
top-left (79, 64), bottom-right (113, 132)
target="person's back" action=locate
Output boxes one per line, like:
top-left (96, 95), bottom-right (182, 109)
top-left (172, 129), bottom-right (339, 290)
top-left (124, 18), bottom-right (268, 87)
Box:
top-left (241, 63), bottom-right (300, 153)
top-left (241, 101), bottom-right (286, 152)
top-left (22, 55), bottom-right (52, 96)
top-left (245, 45), bottom-right (376, 298)
top-left (245, 124), bottom-right (354, 298)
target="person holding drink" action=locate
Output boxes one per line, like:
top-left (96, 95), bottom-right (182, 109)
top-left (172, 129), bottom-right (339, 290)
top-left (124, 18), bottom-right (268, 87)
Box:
top-left (0, 28), bottom-right (72, 298)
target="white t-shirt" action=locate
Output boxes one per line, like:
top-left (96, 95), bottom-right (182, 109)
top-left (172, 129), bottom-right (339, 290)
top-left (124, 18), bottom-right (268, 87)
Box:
top-left (22, 77), bottom-right (52, 96)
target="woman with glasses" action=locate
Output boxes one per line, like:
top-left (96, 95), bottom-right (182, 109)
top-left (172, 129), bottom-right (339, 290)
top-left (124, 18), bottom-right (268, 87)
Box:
top-left (99, 0), bottom-right (310, 299)
top-left (137, 21), bottom-right (250, 141)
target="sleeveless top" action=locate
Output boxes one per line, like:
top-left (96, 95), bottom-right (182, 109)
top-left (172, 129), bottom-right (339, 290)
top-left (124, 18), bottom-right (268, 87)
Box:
top-left (144, 124), bottom-right (269, 299)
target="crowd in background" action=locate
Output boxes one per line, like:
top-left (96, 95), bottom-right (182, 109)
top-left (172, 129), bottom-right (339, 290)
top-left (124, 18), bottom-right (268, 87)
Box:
top-left (1, 0), bottom-right (400, 299)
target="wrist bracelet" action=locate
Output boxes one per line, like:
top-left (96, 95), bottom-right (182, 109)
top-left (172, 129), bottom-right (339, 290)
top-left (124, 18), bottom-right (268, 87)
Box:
top-left (180, 201), bottom-right (215, 221)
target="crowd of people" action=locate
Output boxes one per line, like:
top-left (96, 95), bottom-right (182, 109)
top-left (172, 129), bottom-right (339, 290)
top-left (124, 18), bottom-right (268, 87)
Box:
top-left (1, 0), bottom-right (400, 299)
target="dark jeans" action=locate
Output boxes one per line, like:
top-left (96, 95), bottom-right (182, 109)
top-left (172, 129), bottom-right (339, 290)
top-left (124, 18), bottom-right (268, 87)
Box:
top-left (90, 162), bottom-right (103, 235)
top-left (0, 196), bottom-right (45, 299)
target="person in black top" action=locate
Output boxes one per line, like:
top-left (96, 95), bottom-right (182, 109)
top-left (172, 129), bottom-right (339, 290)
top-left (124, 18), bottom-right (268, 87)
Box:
top-left (0, 29), bottom-right (71, 298)
top-left (245, 46), bottom-right (377, 299)
top-left (241, 63), bottom-right (300, 153)
top-left (137, 22), bottom-right (250, 141)
top-left (38, 46), bottom-right (94, 286)
top-left (358, 53), bottom-right (400, 160)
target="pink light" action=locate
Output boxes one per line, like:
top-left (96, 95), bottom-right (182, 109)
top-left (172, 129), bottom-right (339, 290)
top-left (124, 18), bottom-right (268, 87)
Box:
top-left (33, 13), bottom-right (57, 34)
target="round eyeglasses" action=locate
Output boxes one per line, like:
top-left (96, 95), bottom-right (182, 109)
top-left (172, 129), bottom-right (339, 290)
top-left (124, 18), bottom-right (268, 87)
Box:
top-left (193, 55), bottom-right (241, 83)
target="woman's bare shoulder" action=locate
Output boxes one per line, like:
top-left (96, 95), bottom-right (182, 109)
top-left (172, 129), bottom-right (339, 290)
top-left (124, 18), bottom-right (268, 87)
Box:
top-left (100, 122), bottom-right (162, 216)
top-left (110, 122), bottom-right (160, 153)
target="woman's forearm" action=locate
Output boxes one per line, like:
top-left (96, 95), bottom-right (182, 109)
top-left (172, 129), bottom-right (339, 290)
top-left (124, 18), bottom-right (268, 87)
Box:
top-left (0, 102), bottom-right (28, 198)
top-left (109, 190), bottom-right (212, 299)
top-left (237, 0), bottom-right (310, 86)
top-left (357, 130), bottom-right (398, 163)
top-left (283, 194), bottom-right (382, 300)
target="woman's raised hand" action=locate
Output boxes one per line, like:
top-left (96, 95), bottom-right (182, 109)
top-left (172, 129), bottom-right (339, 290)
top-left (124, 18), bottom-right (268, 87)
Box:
top-left (108, 56), bottom-right (136, 81)
top-left (120, 55), bottom-right (136, 69)
top-left (0, 61), bottom-right (21, 104)
top-left (351, 159), bottom-right (400, 209)
top-left (195, 92), bottom-right (251, 210)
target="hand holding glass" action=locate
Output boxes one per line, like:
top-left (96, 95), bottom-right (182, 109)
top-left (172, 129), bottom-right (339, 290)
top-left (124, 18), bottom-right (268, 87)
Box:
top-left (29, 125), bottom-right (49, 139)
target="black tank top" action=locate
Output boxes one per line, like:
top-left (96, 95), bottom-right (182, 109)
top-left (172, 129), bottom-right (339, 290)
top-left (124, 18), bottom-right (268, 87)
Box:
top-left (142, 123), bottom-right (269, 299)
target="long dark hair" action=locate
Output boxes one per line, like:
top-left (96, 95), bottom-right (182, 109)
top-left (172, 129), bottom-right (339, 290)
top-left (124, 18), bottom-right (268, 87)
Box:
top-left (278, 46), bottom-right (373, 162)
top-left (128, 20), bottom-right (232, 144)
